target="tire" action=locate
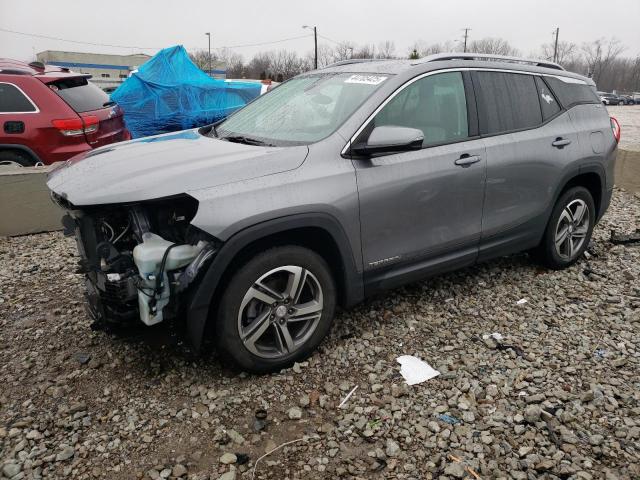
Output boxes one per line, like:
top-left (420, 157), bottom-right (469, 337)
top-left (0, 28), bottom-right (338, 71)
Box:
top-left (215, 245), bottom-right (337, 373)
top-left (535, 186), bottom-right (595, 270)
top-left (0, 150), bottom-right (34, 167)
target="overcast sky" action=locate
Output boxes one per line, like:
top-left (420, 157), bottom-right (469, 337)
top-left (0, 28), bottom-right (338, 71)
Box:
top-left (1, 0), bottom-right (639, 62)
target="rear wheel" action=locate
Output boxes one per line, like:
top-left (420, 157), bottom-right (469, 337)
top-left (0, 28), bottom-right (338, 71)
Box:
top-left (535, 186), bottom-right (595, 269)
top-left (0, 150), bottom-right (34, 167)
top-left (215, 246), bottom-right (336, 373)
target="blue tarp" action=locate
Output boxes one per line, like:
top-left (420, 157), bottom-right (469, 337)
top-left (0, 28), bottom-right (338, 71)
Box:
top-left (111, 45), bottom-right (261, 138)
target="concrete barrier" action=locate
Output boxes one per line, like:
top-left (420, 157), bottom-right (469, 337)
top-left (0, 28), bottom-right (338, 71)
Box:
top-left (0, 166), bottom-right (63, 237)
top-left (1, 148), bottom-right (639, 237)
top-left (614, 148), bottom-right (640, 194)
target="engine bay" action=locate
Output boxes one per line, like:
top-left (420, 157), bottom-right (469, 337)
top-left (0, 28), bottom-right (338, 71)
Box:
top-left (59, 195), bottom-right (217, 327)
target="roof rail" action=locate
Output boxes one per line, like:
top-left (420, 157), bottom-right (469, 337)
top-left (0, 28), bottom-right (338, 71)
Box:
top-left (414, 52), bottom-right (564, 71)
top-left (0, 68), bottom-right (31, 75)
top-left (323, 58), bottom-right (384, 69)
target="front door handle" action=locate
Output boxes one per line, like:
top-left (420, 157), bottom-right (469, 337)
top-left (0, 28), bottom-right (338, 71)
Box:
top-left (455, 154), bottom-right (481, 167)
top-left (552, 137), bottom-right (571, 148)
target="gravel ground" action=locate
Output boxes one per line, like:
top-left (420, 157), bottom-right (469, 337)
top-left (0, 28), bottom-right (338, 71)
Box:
top-left (1, 189), bottom-right (639, 480)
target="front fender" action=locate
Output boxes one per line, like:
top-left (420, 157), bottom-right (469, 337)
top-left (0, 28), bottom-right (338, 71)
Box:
top-left (185, 212), bottom-right (364, 351)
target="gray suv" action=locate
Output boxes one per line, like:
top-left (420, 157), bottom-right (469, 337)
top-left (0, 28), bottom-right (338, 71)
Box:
top-left (48, 53), bottom-right (618, 373)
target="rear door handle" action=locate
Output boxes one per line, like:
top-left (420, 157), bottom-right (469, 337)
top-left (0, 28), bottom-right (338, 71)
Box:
top-left (455, 154), bottom-right (481, 167)
top-left (552, 138), bottom-right (571, 148)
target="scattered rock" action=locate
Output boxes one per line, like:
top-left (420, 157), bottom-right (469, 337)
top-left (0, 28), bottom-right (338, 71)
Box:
top-left (55, 445), bottom-right (75, 462)
top-left (444, 461), bottom-right (466, 478)
top-left (524, 405), bottom-right (542, 424)
top-left (385, 438), bottom-right (400, 457)
top-left (172, 464), bottom-right (187, 477)
top-left (2, 463), bottom-right (21, 478)
top-left (287, 407), bottom-right (302, 420)
top-left (220, 453), bottom-right (237, 464)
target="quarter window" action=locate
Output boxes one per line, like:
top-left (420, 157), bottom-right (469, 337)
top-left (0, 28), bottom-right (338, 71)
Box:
top-left (370, 71), bottom-right (469, 147)
top-left (544, 76), bottom-right (600, 108)
top-left (474, 72), bottom-right (542, 135)
top-left (535, 76), bottom-right (561, 120)
top-left (0, 83), bottom-right (37, 113)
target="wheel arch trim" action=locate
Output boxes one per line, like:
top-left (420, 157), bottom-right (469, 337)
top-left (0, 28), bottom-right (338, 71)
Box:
top-left (185, 212), bottom-right (364, 351)
top-left (0, 144), bottom-right (42, 164)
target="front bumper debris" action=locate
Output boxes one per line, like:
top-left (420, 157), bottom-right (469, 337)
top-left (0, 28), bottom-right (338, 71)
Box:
top-left (60, 196), bottom-right (217, 329)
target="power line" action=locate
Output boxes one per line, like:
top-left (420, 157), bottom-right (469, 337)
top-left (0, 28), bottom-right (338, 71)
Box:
top-left (213, 34), bottom-right (312, 50)
top-left (0, 27), bottom-right (162, 50)
top-left (0, 27), bottom-right (313, 52)
top-left (317, 34), bottom-right (343, 45)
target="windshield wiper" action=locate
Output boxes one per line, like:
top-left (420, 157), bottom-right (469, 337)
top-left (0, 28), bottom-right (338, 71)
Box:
top-left (222, 135), bottom-right (275, 147)
top-left (103, 100), bottom-right (117, 107)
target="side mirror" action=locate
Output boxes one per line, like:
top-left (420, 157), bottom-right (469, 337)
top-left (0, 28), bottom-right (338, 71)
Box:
top-left (351, 126), bottom-right (424, 156)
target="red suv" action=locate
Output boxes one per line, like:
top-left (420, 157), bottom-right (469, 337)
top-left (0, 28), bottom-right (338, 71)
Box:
top-left (0, 59), bottom-right (130, 166)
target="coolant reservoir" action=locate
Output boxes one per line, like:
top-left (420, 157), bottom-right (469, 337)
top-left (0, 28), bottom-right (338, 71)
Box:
top-left (133, 233), bottom-right (206, 326)
top-left (133, 232), bottom-right (204, 278)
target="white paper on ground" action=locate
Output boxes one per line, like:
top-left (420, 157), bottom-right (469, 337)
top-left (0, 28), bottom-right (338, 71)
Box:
top-left (482, 332), bottom-right (504, 341)
top-left (396, 355), bottom-right (440, 386)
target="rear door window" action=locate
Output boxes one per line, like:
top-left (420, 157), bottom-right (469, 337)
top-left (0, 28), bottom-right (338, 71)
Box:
top-left (0, 83), bottom-right (37, 113)
top-left (474, 71), bottom-right (542, 135)
top-left (371, 71), bottom-right (469, 147)
top-left (535, 76), bottom-right (561, 121)
top-left (49, 77), bottom-right (110, 113)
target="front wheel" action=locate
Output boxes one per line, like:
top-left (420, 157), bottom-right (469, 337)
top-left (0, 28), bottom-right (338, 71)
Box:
top-left (535, 186), bottom-right (595, 269)
top-left (215, 246), bottom-right (336, 373)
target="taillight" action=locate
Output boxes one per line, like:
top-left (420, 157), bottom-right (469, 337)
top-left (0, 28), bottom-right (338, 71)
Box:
top-left (82, 115), bottom-right (99, 134)
top-left (52, 115), bottom-right (99, 136)
top-left (122, 129), bottom-right (132, 141)
top-left (610, 116), bottom-right (621, 144)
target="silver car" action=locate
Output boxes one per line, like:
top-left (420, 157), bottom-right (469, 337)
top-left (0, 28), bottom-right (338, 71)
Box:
top-left (48, 53), bottom-right (618, 373)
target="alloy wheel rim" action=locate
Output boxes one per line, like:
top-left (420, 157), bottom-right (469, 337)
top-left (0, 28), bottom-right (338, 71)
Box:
top-left (554, 199), bottom-right (589, 260)
top-left (237, 265), bottom-right (324, 359)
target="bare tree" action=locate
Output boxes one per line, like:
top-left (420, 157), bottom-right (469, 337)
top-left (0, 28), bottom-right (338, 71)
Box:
top-left (217, 48), bottom-right (245, 78)
top-left (333, 42), bottom-right (356, 61)
top-left (246, 52), bottom-right (272, 80)
top-left (270, 50), bottom-right (306, 80)
top-left (581, 37), bottom-right (625, 83)
top-left (185, 36), bottom-right (638, 92)
top-left (188, 49), bottom-right (217, 71)
top-left (352, 43), bottom-right (376, 59)
top-left (468, 37), bottom-right (519, 56)
top-left (539, 40), bottom-right (579, 66)
top-left (376, 41), bottom-right (396, 59)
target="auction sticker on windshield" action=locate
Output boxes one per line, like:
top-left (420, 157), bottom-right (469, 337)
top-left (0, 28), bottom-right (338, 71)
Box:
top-left (344, 74), bottom-right (387, 85)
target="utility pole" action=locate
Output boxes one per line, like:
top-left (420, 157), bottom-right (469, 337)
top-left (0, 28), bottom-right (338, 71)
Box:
top-left (205, 32), bottom-right (212, 77)
top-left (552, 27), bottom-right (559, 63)
top-left (462, 28), bottom-right (471, 53)
top-left (303, 25), bottom-right (318, 69)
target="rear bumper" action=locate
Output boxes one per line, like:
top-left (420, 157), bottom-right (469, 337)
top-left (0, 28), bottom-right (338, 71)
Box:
top-left (41, 142), bottom-right (91, 165)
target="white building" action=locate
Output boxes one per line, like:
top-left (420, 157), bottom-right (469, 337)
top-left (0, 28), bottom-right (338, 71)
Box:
top-left (36, 50), bottom-right (152, 89)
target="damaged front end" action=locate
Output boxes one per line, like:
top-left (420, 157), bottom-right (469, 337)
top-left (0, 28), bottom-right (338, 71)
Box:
top-left (53, 193), bottom-right (218, 329)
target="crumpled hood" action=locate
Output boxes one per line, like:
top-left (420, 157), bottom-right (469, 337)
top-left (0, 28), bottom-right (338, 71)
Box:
top-left (47, 129), bottom-right (308, 206)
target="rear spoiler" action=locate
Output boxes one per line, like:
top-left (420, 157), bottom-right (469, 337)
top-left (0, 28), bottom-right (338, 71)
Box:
top-left (37, 73), bottom-right (93, 83)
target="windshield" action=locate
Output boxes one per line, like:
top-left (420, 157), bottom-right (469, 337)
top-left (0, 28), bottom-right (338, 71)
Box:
top-left (215, 72), bottom-right (390, 146)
